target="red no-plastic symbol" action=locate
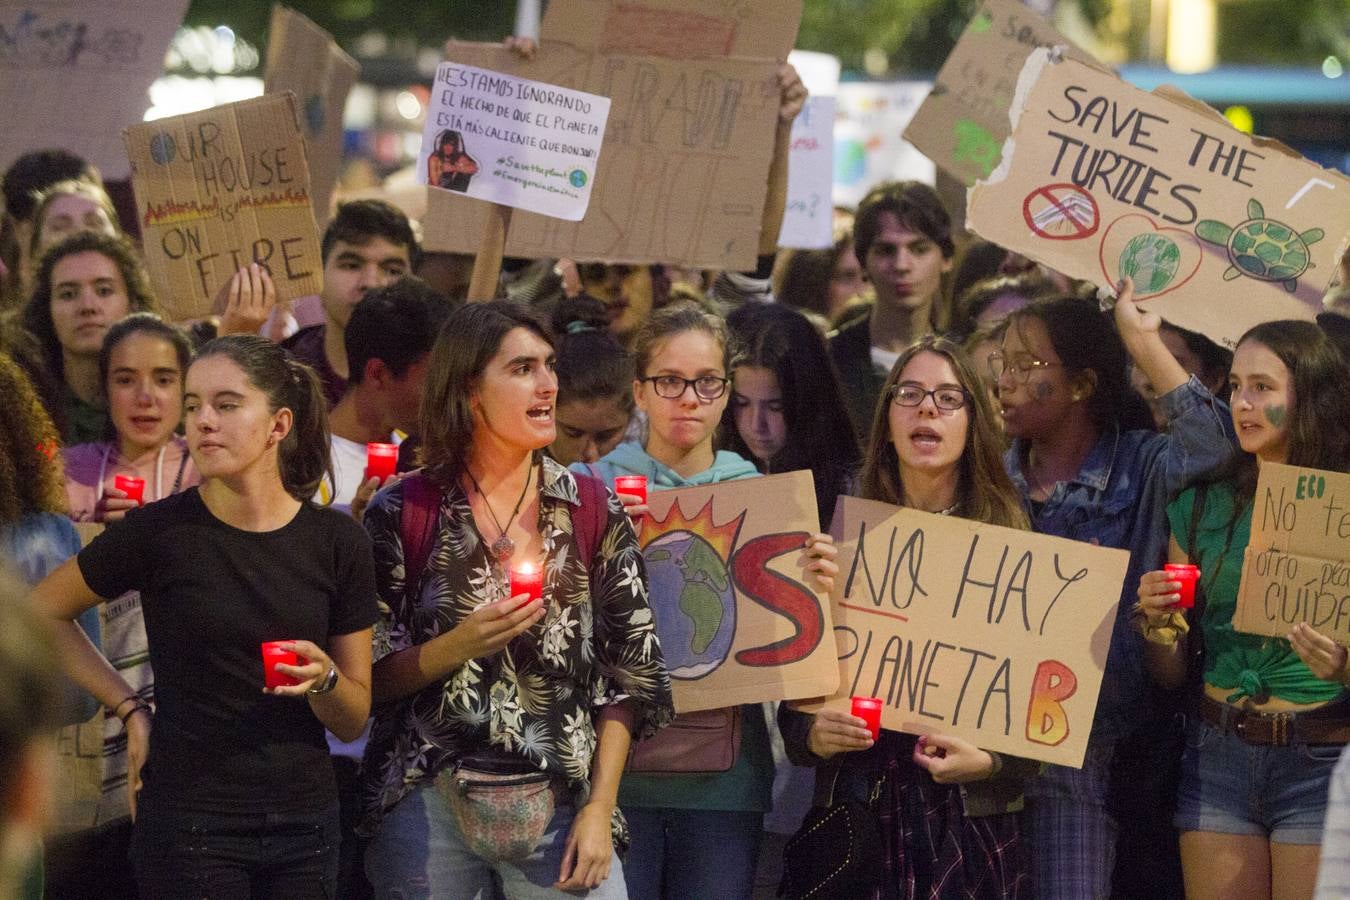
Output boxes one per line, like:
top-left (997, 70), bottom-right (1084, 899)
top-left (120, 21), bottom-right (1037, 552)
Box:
top-left (1022, 183), bottom-right (1100, 240)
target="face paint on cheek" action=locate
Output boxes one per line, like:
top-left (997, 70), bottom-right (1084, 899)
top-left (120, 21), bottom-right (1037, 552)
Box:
top-left (1265, 405), bottom-right (1287, 428)
top-left (1033, 381), bottom-right (1053, 401)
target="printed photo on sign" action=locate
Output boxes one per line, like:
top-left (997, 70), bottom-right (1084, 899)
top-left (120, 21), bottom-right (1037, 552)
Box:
top-left (797, 496), bottom-right (1128, 768)
top-left (419, 62), bottom-right (611, 221)
top-left (636, 472), bottom-right (839, 714)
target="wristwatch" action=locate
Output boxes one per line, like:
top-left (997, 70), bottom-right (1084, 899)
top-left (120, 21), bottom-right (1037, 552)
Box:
top-left (307, 665), bottom-right (339, 695)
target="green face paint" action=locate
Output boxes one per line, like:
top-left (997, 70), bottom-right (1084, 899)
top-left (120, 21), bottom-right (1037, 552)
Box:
top-left (1265, 405), bottom-right (1287, 428)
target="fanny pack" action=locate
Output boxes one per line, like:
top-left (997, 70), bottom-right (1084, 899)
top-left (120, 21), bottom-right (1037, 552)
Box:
top-left (438, 753), bottom-right (558, 863)
top-left (626, 707), bottom-right (742, 774)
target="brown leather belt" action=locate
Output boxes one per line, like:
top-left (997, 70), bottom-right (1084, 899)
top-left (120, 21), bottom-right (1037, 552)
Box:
top-left (1196, 693), bottom-right (1350, 746)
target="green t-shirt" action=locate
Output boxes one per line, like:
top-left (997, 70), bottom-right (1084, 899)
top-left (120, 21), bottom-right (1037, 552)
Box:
top-left (1168, 482), bottom-right (1342, 704)
top-left (62, 383), bottom-right (107, 446)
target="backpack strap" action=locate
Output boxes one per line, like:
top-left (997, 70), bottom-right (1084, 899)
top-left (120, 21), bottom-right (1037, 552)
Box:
top-left (400, 470), bottom-right (442, 604)
top-left (571, 471), bottom-right (610, 572)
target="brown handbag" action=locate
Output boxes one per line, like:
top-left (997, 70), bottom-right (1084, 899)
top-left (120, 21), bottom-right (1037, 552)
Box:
top-left (625, 707), bottom-right (742, 774)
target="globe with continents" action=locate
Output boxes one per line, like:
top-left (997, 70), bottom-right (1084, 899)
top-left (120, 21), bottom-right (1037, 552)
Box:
top-left (644, 530), bottom-right (736, 679)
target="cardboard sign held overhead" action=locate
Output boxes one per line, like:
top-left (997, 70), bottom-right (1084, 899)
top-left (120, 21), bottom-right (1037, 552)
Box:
top-left (421, 0), bottom-right (802, 269)
top-left (637, 472), bottom-right (839, 713)
top-left (125, 93), bottom-right (324, 321)
top-left (777, 96), bottom-right (835, 250)
top-left (264, 5), bottom-right (360, 226)
top-left (904, 0), bottom-right (1098, 187)
top-left (968, 51), bottom-right (1350, 349)
top-left (797, 497), bottom-right (1127, 768)
top-left (1235, 463), bottom-right (1350, 645)
top-left (0, 1), bottom-right (188, 180)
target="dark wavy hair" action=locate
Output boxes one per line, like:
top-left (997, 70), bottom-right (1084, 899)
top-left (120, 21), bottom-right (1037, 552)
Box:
top-left (859, 336), bottom-right (1028, 530)
top-left (721, 303), bottom-right (859, 527)
top-left (0, 353), bottom-right (67, 524)
top-left (191, 336), bottom-right (332, 501)
top-left (418, 300), bottom-right (553, 481)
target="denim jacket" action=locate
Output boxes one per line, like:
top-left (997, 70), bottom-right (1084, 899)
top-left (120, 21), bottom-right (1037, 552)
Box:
top-left (1004, 376), bottom-right (1235, 743)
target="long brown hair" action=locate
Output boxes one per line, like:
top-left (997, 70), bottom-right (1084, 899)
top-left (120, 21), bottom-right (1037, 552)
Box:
top-left (858, 336), bottom-right (1027, 530)
top-left (0, 353), bottom-right (67, 524)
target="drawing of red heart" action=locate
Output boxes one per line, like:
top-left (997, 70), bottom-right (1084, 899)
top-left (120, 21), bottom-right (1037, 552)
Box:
top-left (1097, 214), bottom-right (1203, 301)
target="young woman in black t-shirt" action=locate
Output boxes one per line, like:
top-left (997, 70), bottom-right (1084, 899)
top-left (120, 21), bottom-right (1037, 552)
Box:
top-left (33, 335), bottom-right (378, 899)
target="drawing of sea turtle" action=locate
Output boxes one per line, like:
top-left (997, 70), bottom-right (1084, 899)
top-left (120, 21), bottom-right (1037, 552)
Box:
top-left (1195, 198), bottom-right (1324, 292)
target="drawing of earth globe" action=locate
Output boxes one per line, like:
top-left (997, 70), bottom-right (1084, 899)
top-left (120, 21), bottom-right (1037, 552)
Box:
top-left (644, 531), bottom-right (736, 679)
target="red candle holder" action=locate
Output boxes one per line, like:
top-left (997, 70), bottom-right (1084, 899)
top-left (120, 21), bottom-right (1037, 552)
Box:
top-left (614, 475), bottom-right (648, 505)
top-left (114, 474), bottom-right (146, 506)
top-left (1164, 563), bottom-right (1199, 609)
top-left (365, 442), bottom-right (399, 482)
top-left (510, 561), bottom-right (544, 606)
top-left (851, 696), bottom-right (883, 740)
top-left (261, 641), bottom-right (302, 689)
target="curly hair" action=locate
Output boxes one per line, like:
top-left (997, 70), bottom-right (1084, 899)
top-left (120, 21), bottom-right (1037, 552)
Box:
top-left (0, 353), bottom-right (67, 524)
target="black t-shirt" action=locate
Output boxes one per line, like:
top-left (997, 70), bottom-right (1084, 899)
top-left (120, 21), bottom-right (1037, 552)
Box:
top-left (78, 489), bottom-right (378, 813)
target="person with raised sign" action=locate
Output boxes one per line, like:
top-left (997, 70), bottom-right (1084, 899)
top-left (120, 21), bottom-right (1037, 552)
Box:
top-left (359, 301), bottom-right (673, 899)
top-left (828, 181), bottom-right (957, 442)
top-left (780, 334), bottom-right (1037, 898)
top-left (1136, 319), bottom-right (1350, 900)
top-left (31, 335), bottom-right (378, 899)
top-left (579, 304), bottom-right (838, 900)
top-left (995, 279), bottom-right (1235, 899)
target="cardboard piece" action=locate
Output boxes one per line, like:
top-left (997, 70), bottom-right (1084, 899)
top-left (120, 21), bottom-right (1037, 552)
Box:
top-left (797, 497), bottom-right (1127, 768)
top-left (421, 0), bottom-right (802, 269)
top-left (833, 82), bottom-right (935, 207)
top-left (1234, 463), bottom-right (1350, 644)
top-left (968, 51), bottom-right (1350, 349)
top-left (124, 93), bottom-right (324, 321)
top-left (421, 63), bottom-right (611, 221)
top-left (0, 1), bottom-right (188, 181)
top-left (263, 5), bottom-right (360, 226)
top-left (777, 96), bottom-right (834, 249)
top-left (903, 0), bottom-right (1097, 187)
top-left (637, 472), bottom-right (839, 713)
top-left (74, 522), bottom-right (105, 546)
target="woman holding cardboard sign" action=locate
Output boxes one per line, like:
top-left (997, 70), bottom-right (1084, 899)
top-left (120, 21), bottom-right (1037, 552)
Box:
top-left (1136, 319), bottom-right (1350, 900)
top-left (778, 335), bottom-right (1037, 899)
top-left (580, 304), bottom-right (839, 900)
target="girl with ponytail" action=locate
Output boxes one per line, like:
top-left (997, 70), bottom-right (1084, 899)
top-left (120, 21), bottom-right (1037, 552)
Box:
top-left (32, 335), bottom-right (378, 898)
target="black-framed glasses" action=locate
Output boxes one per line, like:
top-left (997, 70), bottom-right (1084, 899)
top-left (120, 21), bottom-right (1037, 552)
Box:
top-left (640, 374), bottom-right (730, 400)
top-left (987, 351), bottom-right (1063, 384)
top-left (890, 382), bottom-right (970, 411)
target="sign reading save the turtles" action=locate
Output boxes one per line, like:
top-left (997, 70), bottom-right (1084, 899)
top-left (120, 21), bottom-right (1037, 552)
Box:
top-left (636, 472), bottom-right (839, 713)
top-left (969, 51), bottom-right (1350, 349)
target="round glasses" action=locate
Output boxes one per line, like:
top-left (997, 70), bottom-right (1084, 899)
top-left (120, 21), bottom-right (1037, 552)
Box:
top-left (987, 351), bottom-right (1063, 384)
top-left (890, 382), bottom-right (970, 411)
top-left (640, 374), bottom-right (730, 400)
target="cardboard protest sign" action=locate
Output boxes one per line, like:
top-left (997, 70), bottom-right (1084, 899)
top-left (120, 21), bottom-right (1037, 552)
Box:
top-left (968, 51), bottom-right (1350, 349)
top-left (420, 63), bottom-right (611, 221)
top-left (777, 96), bottom-right (834, 249)
top-left (1234, 463), bottom-right (1350, 644)
top-left (421, 0), bottom-right (802, 269)
top-left (904, 0), bottom-right (1097, 187)
top-left (798, 497), bottom-right (1127, 768)
top-left (0, 1), bottom-right (187, 180)
top-left (637, 472), bottom-right (838, 713)
top-left (834, 82), bottom-right (935, 208)
top-left (125, 93), bottom-right (323, 321)
top-left (264, 5), bottom-right (359, 226)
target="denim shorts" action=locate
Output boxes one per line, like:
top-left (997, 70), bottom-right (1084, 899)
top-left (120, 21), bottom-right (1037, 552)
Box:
top-left (1174, 715), bottom-right (1344, 844)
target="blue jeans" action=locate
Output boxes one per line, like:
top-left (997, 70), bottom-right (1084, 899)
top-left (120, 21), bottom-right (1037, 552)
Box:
top-left (129, 794), bottom-right (339, 899)
top-left (621, 807), bottom-right (762, 900)
top-left (364, 775), bottom-right (626, 899)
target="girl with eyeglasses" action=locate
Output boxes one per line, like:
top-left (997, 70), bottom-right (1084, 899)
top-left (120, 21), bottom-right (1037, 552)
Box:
top-left (579, 304), bottom-right (839, 900)
top-left (994, 279), bottom-right (1235, 900)
top-left (780, 335), bottom-right (1037, 898)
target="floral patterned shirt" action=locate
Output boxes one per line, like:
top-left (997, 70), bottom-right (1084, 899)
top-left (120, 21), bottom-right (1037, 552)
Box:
top-left (359, 457), bottom-right (674, 834)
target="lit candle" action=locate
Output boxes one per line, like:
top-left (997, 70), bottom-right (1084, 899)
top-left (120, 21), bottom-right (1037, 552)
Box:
top-left (365, 442), bottom-right (399, 482)
top-left (260, 641), bottom-right (302, 689)
top-left (114, 474), bottom-right (146, 506)
top-left (851, 695), bottom-right (883, 740)
top-left (614, 475), bottom-right (648, 505)
top-left (510, 561), bottom-right (544, 605)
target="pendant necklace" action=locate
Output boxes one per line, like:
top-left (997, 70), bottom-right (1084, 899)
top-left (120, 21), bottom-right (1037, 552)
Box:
top-left (465, 463), bottom-right (533, 562)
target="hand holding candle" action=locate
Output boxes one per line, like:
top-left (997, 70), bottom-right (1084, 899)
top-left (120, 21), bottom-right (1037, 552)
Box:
top-left (261, 641), bottom-right (302, 689)
top-left (851, 695), bottom-right (883, 741)
top-left (114, 474), bottom-right (146, 506)
top-left (614, 475), bottom-right (648, 518)
top-left (1164, 563), bottom-right (1199, 609)
top-left (510, 561), bottom-right (544, 607)
top-left (365, 442), bottom-right (399, 483)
